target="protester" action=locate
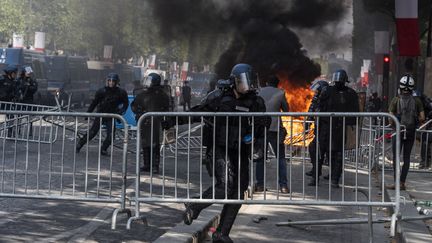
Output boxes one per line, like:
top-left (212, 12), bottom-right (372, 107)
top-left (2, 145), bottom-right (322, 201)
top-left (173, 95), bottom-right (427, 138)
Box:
top-left (181, 81), bottom-right (191, 111)
top-left (255, 75), bottom-right (289, 193)
top-left (388, 75), bottom-right (424, 190)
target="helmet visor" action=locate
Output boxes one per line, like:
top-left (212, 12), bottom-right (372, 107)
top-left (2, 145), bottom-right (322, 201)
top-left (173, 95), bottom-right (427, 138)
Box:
top-left (310, 81), bottom-right (320, 92)
top-left (143, 76), bottom-right (153, 87)
top-left (24, 66), bottom-right (33, 75)
top-left (332, 72), bottom-right (343, 82)
top-left (235, 72), bottom-right (251, 94)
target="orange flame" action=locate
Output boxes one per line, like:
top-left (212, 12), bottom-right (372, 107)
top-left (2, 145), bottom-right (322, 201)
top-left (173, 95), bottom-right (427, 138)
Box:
top-left (277, 79), bottom-right (314, 145)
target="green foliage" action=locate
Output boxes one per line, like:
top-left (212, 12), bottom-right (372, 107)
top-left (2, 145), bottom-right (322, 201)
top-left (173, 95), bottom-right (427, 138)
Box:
top-left (0, 0), bottom-right (229, 69)
top-left (0, 0), bottom-right (25, 42)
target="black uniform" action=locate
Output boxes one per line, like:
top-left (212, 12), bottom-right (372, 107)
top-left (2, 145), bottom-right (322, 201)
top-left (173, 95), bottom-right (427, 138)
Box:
top-left (131, 85), bottom-right (170, 172)
top-left (420, 95), bottom-right (432, 168)
top-left (77, 86), bottom-right (129, 153)
top-left (307, 87), bottom-right (330, 183)
top-left (0, 75), bottom-right (18, 113)
top-left (182, 85), bottom-right (192, 111)
top-left (178, 89), bottom-right (269, 238)
top-left (319, 84), bottom-right (359, 184)
top-left (17, 76), bottom-right (38, 104)
top-left (0, 75), bottom-right (17, 102)
top-left (162, 84), bottom-right (174, 111)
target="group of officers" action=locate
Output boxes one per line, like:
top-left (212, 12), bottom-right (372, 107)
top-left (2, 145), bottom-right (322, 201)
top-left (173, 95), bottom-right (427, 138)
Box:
top-left (0, 58), bottom-right (422, 242)
top-left (0, 60), bottom-right (361, 242)
top-left (75, 63), bottom-right (360, 243)
top-left (0, 64), bottom-right (38, 106)
top-left (74, 64), bottom-right (267, 243)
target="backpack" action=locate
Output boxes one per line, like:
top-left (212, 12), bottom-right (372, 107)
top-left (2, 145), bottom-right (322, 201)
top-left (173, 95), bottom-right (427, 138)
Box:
top-left (396, 95), bottom-right (419, 130)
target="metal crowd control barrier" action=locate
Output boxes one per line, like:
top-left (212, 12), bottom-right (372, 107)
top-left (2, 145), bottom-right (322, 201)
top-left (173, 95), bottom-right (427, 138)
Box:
top-left (162, 124), bottom-right (203, 157)
top-left (0, 110), bottom-right (131, 229)
top-left (0, 101), bottom-right (62, 144)
top-left (127, 112), bottom-right (401, 241)
top-left (412, 119), bottom-right (432, 171)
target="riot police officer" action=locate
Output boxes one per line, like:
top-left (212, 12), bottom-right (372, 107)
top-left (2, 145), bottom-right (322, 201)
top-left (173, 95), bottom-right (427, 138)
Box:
top-left (76, 73), bottom-right (129, 155)
top-left (0, 65), bottom-right (18, 104)
top-left (163, 64), bottom-right (270, 243)
top-left (131, 73), bottom-right (170, 173)
top-left (319, 70), bottom-right (359, 188)
top-left (0, 65), bottom-right (19, 137)
top-left (17, 66), bottom-right (38, 105)
top-left (306, 79), bottom-right (329, 186)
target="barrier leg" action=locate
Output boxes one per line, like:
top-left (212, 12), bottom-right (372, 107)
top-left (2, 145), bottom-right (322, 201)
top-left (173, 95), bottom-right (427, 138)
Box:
top-left (111, 208), bottom-right (132, 230)
top-left (390, 213), bottom-right (397, 237)
top-left (126, 212), bottom-right (148, 230)
top-left (368, 205), bottom-right (373, 243)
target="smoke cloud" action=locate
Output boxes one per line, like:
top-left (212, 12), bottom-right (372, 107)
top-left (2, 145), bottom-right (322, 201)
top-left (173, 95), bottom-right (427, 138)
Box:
top-left (149, 0), bottom-right (347, 85)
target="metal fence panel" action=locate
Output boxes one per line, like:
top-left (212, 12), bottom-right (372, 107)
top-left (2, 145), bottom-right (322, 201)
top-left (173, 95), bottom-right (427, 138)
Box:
top-left (0, 101), bottom-right (62, 144)
top-left (127, 112), bottom-right (401, 237)
top-left (0, 110), bottom-right (131, 229)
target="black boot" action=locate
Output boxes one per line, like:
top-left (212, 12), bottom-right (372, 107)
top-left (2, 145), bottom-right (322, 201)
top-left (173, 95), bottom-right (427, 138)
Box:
top-left (140, 165), bottom-right (150, 172)
top-left (152, 167), bottom-right (159, 174)
top-left (183, 203), bottom-right (199, 225)
top-left (212, 231), bottom-right (233, 243)
top-left (308, 178), bottom-right (319, 186)
top-left (76, 139), bottom-right (85, 153)
top-left (331, 180), bottom-right (340, 188)
top-left (101, 150), bottom-right (109, 156)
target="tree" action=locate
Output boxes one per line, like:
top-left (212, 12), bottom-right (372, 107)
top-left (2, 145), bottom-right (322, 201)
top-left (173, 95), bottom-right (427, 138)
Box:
top-left (0, 0), bottom-right (229, 69)
top-left (0, 0), bottom-right (25, 43)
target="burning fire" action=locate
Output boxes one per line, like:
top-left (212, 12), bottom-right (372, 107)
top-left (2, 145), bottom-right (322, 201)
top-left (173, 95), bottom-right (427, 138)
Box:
top-left (278, 79), bottom-right (315, 146)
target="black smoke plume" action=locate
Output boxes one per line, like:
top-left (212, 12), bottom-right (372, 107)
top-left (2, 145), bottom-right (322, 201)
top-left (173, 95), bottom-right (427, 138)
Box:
top-left (149, 0), bottom-right (347, 85)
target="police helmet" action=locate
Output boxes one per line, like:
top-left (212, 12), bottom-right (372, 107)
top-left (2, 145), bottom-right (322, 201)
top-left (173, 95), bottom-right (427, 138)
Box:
top-left (106, 73), bottom-right (120, 84)
top-left (310, 80), bottom-right (329, 93)
top-left (399, 75), bottom-right (415, 92)
top-left (144, 73), bottom-right (161, 87)
top-left (21, 66), bottom-right (33, 76)
top-left (216, 79), bottom-right (234, 91)
top-left (230, 63), bottom-right (255, 94)
top-left (4, 64), bottom-right (18, 74)
top-left (331, 69), bottom-right (349, 84)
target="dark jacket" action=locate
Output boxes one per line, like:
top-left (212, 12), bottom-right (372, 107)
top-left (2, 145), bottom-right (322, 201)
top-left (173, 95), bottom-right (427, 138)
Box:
top-left (189, 90), bottom-right (270, 149)
top-left (131, 85), bottom-right (170, 119)
top-left (0, 75), bottom-right (17, 102)
top-left (319, 85), bottom-right (359, 150)
top-left (131, 85), bottom-right (170, 147)
top-left (17, 76), bottom-right (38, 103)
top-left (182, 85), bottom-right (192, 101)
top-left (87, 86), bottom-right (129, 114)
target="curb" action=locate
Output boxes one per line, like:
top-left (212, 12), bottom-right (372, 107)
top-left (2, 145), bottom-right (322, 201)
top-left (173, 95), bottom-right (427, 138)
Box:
top-left (154, 205), bottom-right (221, 243)
top-left (383, 185), bottom-right (432, 243)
